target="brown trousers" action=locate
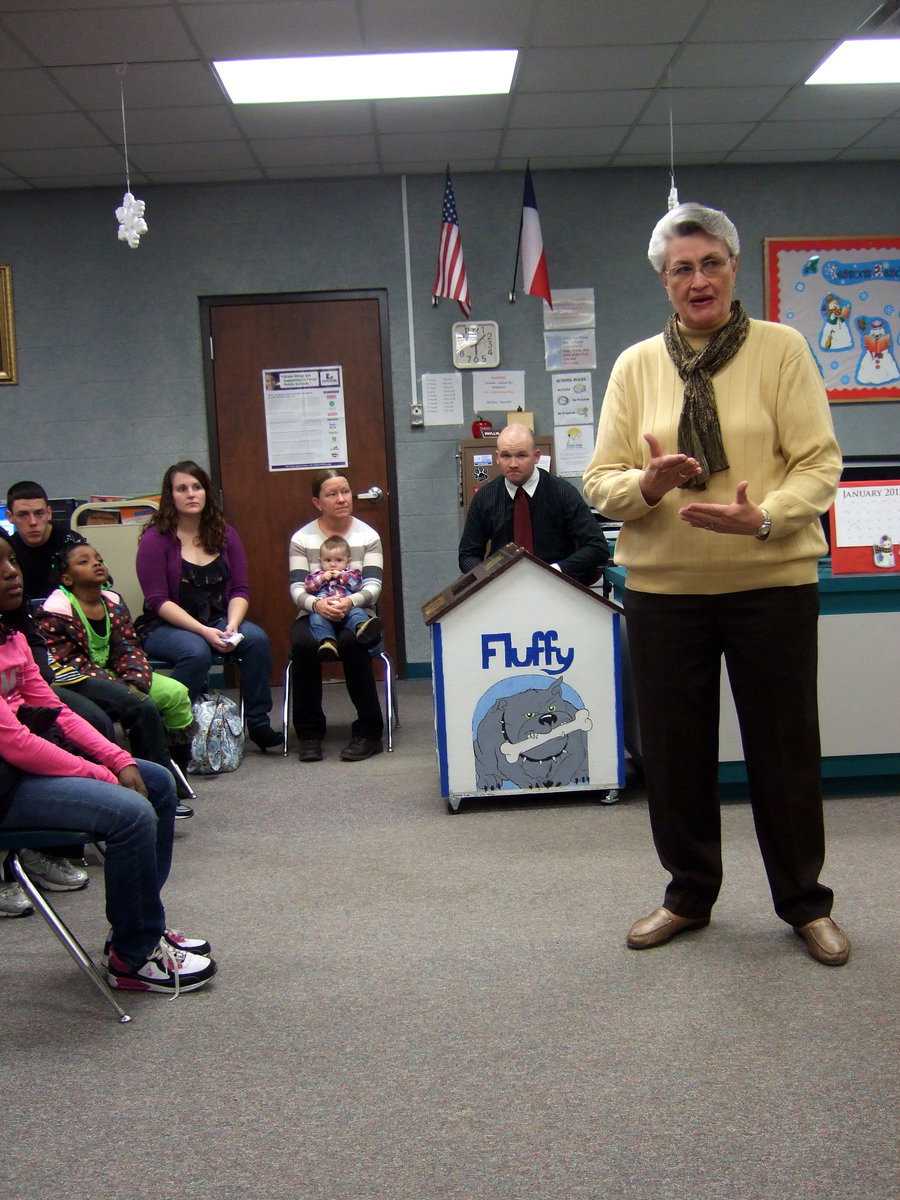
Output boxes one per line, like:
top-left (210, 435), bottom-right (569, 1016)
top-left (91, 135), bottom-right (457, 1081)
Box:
top-left (623, 584), bottom-right (833, 927)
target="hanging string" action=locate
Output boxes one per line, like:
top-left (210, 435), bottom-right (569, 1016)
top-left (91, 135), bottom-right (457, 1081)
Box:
top-left (114, 63), bottom-right (148, 248)
top-left (118, 70), bottom-right (132, 194)
top-left (667, 70), bottom-right (679, 211)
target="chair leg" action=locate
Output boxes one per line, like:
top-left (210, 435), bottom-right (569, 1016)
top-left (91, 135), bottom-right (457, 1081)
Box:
top-left (379, 651), bottom-right (399, 752)
top-left (167, 756), bottom-right (197, 800)
top-left (282, 657), bottom-right (292, 756)
top-left (9, 853), bottom-right (131, 1023)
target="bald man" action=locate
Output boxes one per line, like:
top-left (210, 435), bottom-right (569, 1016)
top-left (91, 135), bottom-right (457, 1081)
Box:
top-left (458, 424), bottom-right (610, 583)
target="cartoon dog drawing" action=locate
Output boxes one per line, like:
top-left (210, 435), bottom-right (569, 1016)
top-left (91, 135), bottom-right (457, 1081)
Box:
top-left (473, 677), bottom-right (591, 790)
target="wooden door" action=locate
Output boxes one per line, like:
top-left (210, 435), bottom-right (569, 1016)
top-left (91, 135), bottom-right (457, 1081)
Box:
top-left (200, 290), bottom-right (403, 682)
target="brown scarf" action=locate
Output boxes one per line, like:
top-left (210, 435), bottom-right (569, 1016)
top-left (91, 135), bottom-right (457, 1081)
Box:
top-left (663, 299), bottom-right (750, 490)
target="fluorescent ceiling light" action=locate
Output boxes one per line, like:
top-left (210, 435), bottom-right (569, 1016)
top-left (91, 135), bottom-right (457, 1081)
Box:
top-left (806, 39), bottom-right (900, 84)
top-left (214, 50), bottom-right (518, 104)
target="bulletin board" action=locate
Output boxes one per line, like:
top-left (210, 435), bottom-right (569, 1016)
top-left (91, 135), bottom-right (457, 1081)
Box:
top-left (764, 237), bottom-right (900, 402)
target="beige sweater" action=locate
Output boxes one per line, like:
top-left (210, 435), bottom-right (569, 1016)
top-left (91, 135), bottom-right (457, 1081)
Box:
top-left (583, 319), bottom-right (842, 595)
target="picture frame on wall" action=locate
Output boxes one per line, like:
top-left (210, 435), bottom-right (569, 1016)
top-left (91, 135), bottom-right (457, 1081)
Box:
top-left (0, 265), bottom-right (18, 385)
top-left (764, 237), bottom-right (900, 403)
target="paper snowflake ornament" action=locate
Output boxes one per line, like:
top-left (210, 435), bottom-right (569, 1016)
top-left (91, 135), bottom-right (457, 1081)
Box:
top-left (116, 191), bottom-right (148, 249)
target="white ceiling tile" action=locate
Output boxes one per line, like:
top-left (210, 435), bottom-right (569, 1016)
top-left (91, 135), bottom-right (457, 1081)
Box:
top-left (672, 41), bottom-right (836, 86)
top-left (0, 145), bottom-right (128, 176)
top-left (503, 127), bottom-right (628, 157)
top-left (738, 119), bottom-right (882, 151)
top-left (0, 28), bottom-right (34, 69)
top-left (613, 151), bottom-right (724, 167)
top-left (622, 123), bottom-right (757, 154)
top-left (234, 101), bottom-right (374, 138)
top-left (378, 130), bottom-right (502, 160)
top-left (2, 6), bottom-right (195, 65)
top-left (0, 69), bottom-right (75, 113)
top-left (375, 96), bottom-right (510, 134)
top-left (510, 91), bottom-right (650, 127)
top-left (642, 87), bottom-right (789, 124)
top-left (129, 139), bottom-right (258, 172)
top-left (726, 148), bottom-right (846, 163)
top-left (51, 62), bottom-right (224, 108)
top-left (0, 111), bottom-right (108, 150)
top-left (692, 0), bottom-right (880, 42)
top-left (529, 0), bottom-right (707, 46)
top-left (359, 0), bottom-right (532, 50)
top-left (851, 118), bottom-right (900, 148)
top-left (90, 105), bottom-right (242, 144)
top-left (518, 45), bottom-right (677, 91)
top-left (253, 134), bottom-right (377, 167)
top-left (182, 1), bottom-right (364, 58)
top-left (770, 84), bottom-right (900, 121)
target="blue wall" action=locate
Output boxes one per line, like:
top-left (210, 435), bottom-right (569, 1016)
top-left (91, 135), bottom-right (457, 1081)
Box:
top-left (2, 161), bottom-right (898, 663)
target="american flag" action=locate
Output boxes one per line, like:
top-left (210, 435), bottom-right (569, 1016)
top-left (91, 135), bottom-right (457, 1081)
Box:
top-left (432, 169), bottom-right (471, 316)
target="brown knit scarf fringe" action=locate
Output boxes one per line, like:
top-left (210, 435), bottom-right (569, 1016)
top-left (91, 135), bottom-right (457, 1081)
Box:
top-left (663, 299), bottom-right (750, 490)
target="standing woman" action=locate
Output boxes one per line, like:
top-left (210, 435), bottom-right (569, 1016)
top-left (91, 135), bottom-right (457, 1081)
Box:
top-left (136, 461), bottom-right (281, 752)
top-left (288, 470), bottom-right (384, 763)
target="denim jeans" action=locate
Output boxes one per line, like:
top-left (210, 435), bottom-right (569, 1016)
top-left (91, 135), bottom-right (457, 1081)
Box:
top-left (143, 617), bottom-right (273, 728)
top-left (308, 606), bottom-right (367, 644)
top-left (65, 676), bottom-right (172, 769)
top-left (1, 759), bottom-right (176, 967)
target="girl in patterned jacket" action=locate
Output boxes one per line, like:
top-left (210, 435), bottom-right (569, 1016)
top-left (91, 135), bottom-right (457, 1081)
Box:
top-left (38, 542), bottom-right (194, 801)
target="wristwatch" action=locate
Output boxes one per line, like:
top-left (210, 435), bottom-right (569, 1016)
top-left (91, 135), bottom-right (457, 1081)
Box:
top-left (755, 508), bottom-right (772, 540)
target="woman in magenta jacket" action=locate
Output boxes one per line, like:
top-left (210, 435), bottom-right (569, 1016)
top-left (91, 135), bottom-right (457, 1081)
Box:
top-left (135, 460), bottom-right (280, 752)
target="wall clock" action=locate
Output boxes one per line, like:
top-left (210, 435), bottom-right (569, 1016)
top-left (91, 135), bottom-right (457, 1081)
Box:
top-left (452, 320), bottom-right (500, 369)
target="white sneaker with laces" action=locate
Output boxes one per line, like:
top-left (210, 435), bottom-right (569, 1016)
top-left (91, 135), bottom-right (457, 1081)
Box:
top-left (107, 937), bottom-right (217, 995)
top-left (101, 926), bottom-right (212, 967)
top-left (19, 849), bottom-right (89, 892)
top-left (0, 882), bottom-right (34, 918)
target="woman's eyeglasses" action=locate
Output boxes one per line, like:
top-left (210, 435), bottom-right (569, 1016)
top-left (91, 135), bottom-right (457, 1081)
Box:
top-left (663, 256), bottom-right (733, 282)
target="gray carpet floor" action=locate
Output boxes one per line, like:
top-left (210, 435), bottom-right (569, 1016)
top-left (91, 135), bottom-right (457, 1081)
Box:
top-left (1, 680), bottom-right (897, 1200)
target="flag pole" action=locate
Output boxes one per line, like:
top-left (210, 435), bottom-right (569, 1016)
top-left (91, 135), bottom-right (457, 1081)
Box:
top-left (508, 160), bottom-right (528, 303)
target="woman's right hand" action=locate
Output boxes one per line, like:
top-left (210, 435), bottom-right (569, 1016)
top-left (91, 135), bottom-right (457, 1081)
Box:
top-left (314, 595), bottom-right (344, 621)
top-left (202, 626), bottom-right (231, 652)
top-left (639, 433), bottom-right (702, 504)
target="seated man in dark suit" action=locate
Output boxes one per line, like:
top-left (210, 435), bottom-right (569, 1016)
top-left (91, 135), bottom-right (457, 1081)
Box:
top-left (458, 423), bottom-right (610, 583)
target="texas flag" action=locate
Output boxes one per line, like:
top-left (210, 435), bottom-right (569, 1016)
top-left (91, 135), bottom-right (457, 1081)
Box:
top-left (520, 163), bottom-right (552, 307)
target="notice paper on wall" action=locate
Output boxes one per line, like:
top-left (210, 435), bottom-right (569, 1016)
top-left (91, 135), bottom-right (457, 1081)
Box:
top-left (543, 288), bottom-right (596, 331)
top-left (551, 373), bottom-right (593, 425)
top-left (543, 329), bottom-right (597, 371)
top-left (421, 372), bottom-right (464, 426)
top-left (262, 366), bottom-right (348, 471)
top-left (829, 480), bottom-right (900, 573)
top-left (472, 371), bottom-right (526, 411)
top-left (553, 424), bottom-right (595, 476)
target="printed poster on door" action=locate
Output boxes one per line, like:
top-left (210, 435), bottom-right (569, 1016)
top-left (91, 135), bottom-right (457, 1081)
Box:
top-left (262, 365), bottom-right (348, 470)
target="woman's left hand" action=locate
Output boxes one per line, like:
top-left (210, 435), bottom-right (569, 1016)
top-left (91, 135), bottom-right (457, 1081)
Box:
top-left (679, 480), bottom-right (765, 536)
top-left (117, 765), bottom-right (148, 797)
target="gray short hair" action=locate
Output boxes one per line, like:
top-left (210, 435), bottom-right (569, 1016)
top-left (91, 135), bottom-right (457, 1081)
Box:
top-left (647, 202), bottom-right (740, 273)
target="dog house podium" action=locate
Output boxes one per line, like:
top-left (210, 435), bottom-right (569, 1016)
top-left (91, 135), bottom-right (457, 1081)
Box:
top-left (422, 545), bottom-right (624, 811)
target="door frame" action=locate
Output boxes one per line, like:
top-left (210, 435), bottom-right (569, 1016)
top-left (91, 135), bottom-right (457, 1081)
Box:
top-left (198, 287), bottom-right (406, 672)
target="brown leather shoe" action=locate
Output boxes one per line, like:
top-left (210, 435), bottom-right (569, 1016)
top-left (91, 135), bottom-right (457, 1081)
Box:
top-left (626, 906), bottom-right (710, 949)
top-left (793, 917), bottom-right (851, 966)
